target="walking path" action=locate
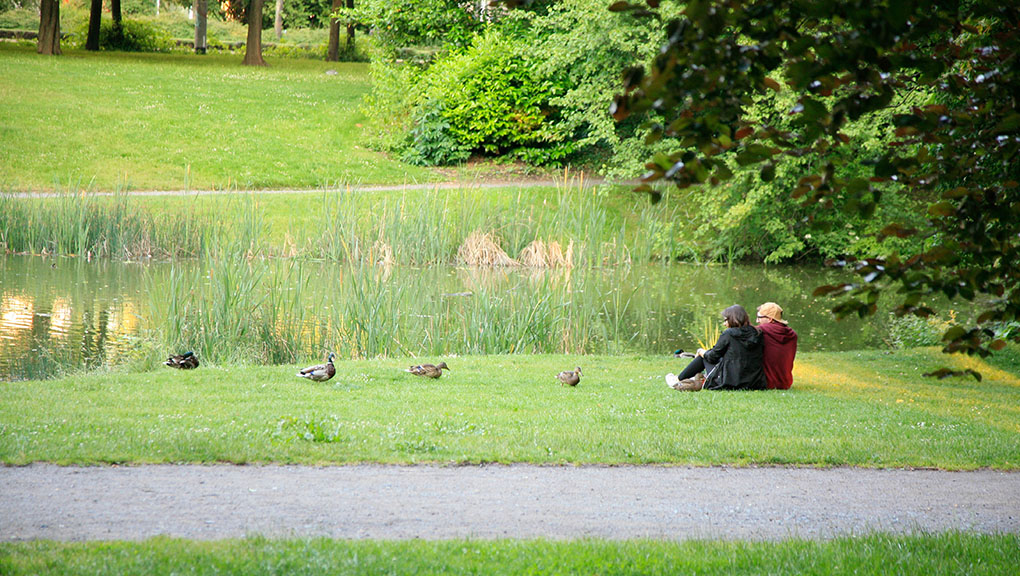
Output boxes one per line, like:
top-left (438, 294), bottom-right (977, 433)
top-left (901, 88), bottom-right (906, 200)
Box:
top-left (6, 180), bottom-right (592, 198)
top-left (2, 464), bottom-right (1018, 542)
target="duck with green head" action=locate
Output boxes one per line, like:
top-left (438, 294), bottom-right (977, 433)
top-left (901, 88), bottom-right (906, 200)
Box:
top-left (165, 351), bottom-right (199, 370)
top-left (297, 353), bottom-right (336, 382)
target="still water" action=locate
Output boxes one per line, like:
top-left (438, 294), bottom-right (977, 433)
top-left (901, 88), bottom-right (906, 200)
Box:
top-left (1, 255), bottom-right (886, 380)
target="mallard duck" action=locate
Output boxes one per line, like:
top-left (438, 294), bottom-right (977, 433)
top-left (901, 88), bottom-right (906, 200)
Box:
top-left (165, 351), bottom-right (199, 370)
top-left (556, 366), bottom-right (582, 387)
top-left (297, 353), bottom-right (336, 382)
top-left (406, 361), bottom-right (449, 379)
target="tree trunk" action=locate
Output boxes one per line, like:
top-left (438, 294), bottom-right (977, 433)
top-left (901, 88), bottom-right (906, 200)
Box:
top-left (86, 0), bottom-right (102, 51)
top-left (274, 0), bottom-right (283, 41)
top-left (111, 0), bottom-right (123, 46)
top-left (326, 0), bottom-right (342, 62)
top-left (243, 0), bottom-right (267, 66)
top-left (194, 0), bottom-right (208, 54)
top-left (37, 0), bottom-right (61, 55)
top-left (345, 0), bottom-right (355, 54)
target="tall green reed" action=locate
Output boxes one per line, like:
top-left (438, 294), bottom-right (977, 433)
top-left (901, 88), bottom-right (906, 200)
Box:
top-left (142, 261), bottom-right (677, 364)
top-left (0, 186), bottom-right (218, 259)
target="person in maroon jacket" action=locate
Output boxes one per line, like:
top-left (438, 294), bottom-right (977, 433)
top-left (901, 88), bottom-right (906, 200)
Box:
top-left (756, 302), bottom-right (798, 390)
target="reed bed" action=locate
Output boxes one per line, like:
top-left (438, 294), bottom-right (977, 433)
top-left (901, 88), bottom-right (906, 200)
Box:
top-left (138, 260), bottom-right (700, 365)
top-left (2, 179), bottom-right (694, 266)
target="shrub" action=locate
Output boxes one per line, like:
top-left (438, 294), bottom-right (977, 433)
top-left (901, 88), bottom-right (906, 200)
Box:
top-left (401, 99), bottom-right (470, 166)
top-left (72, 17), bottom-right (175, 52)
top-left (887, 311), bottom-right (957, 349)
top-left (404, 30), bottom-right (567, 166)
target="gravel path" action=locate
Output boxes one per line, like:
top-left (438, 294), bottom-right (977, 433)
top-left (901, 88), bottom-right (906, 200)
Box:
top-left (2, 464), bottom-right (1018, 542)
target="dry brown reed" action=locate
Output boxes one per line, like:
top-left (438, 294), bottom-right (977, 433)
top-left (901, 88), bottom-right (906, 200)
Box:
top-left (371, 240), bottom-right (395, 267)
top-left (457, 231), bottom-right (518, 267)
top-left (518, 239), bottom-right (574, 268)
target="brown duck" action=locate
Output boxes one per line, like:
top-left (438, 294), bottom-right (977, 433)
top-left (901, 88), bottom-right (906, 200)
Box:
top-left (556, 366), bottom-right (582, 387)
top-left (297, 353), bottom-right (336, 382)
top-left (165, 351), bottom-right (199, 370)
top-left (406, 362), bottom-right (449, 379)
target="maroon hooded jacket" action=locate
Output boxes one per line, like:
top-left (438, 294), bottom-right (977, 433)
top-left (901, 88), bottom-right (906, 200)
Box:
top-left (759, 322), bottom-right (798, 390)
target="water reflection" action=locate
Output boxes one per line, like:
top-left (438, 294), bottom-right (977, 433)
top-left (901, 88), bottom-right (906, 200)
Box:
top-left (1, 254), bottom-right (892, 380)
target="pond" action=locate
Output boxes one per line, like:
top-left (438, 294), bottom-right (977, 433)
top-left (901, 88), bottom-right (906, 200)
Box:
top-left (1, 254), bottom-right (890, 380)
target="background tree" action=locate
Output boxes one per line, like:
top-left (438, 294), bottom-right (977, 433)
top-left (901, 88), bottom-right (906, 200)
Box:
top-left (194, 0), bottom-right (208, 54)
top-left (275, 0), bottom-right (284, 40)
top-left (327, 0), bottom-right (354, 62)
top-left (244, 0), bottom-right (266, 65)
top-left (111, 0), bottom-right (123, 46)
top-left (227, 0), bottom-right (268, 65)
top-left (85, 0), bottom-right (102, 51)
top-left (610, 0), bottom-right (1020, 375)
top-left (36, 0), bottom-right (60, 55)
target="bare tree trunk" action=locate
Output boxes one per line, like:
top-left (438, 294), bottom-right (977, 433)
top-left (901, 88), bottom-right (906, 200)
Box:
top-left (243, 0), bottom-right (267, 66)
top-left (86, 0), bottom-right (102, 51)
top-left (111, 0), bottom-right (123, 46)
top-left (194, 0), bottom-right (208, 54)
top-left (345, 0), bottom-right (355, 55)
top-left (274, 0), bottom-right (283, 41)
top-left (326, 0), bottom-right (342, 62)
top-left (37, 0), bottom-right (61, 55)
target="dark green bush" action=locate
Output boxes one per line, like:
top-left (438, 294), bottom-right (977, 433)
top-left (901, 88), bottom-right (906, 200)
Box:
top-left (401, 99), bottom-right (471, 166)
top-left (405, 30), bottom-right (567, 166)
top-left (73, 17), bottom-right (175, 52)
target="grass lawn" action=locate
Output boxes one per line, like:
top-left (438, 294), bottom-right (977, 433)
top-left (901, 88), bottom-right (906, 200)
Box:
top-left (0, 44), bottom-right (436, 191)
top-left (1, 533), bottom-right (1018, 575)
top-left (2, 347), bottom-right (1017, 469)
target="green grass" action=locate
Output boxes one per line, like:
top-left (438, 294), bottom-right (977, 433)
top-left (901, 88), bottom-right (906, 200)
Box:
top-left (0, 44), bottom-right (434, 191)
top-left (1, 533), bottom-right (1017, 575)
top-left (1, 348), bottom-right (1017, 469)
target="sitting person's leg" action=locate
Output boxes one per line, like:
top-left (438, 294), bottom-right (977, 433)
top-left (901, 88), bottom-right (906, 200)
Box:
top-left (675, 356), bottom-right (706, 381)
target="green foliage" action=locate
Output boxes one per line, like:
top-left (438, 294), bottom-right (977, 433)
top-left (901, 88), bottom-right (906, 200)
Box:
top-left (336, 0), bottom-right (481, 58)
top-left (400, 99), bottom-right (471, 166)
top-left (887, 310), bottom-right (958, 349)
top-left (360, 0), bottom-right (682, 169)
top-left (527, 0), bottom-right (668, 170)
top-left (72, 17), bottom-right (176, 52)
top-left (612, 0), bottom-right (1020, 362)
top-left (406, 30), bottom-right (566, 165)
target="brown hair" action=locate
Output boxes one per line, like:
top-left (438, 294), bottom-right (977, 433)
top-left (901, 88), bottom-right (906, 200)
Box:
top-left (721, 305), bottom-right (751, 328)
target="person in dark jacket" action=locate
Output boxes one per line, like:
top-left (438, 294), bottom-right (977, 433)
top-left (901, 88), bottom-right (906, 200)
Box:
top-left (756, 302), bottom-right (798, 390)
top-left (666, 304), bottom-right (766, 391)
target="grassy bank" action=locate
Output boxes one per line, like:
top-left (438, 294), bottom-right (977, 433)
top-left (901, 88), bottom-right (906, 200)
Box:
top-left (2, 348), bottom-right (1017, 469)
top-left (2, 533), bottom-right (1017, 575)
top-left (0, 44), bottom-right (432, 191)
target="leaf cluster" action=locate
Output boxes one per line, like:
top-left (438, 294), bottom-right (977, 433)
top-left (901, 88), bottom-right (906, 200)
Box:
top-left (611, 0), bottom-right (1020, 367)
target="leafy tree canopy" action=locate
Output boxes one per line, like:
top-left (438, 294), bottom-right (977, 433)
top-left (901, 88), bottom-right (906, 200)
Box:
top-left (610, 0), bottom-right (1020, 376)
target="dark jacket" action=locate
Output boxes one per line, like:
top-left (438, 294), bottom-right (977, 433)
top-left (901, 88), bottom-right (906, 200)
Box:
top-left (760, 322), bottom-right (798, 390)
top-left (702, 325), bottom-right (766, 391)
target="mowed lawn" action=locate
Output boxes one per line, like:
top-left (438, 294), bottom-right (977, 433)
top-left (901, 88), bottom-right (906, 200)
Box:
top-left (2, 348), bottom-right (1017, 469)
top-left (0, 45), bottom-right (433, 191)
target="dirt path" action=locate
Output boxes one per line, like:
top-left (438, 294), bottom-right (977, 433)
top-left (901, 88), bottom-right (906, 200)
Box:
top-left (6, 180), bottom-right (594, 198)
top-left (2, 464), bottom-right (1017, 542)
